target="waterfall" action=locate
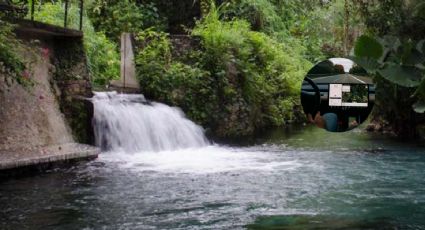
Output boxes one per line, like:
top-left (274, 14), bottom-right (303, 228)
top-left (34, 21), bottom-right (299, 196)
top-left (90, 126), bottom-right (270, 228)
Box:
top-left (92, 92), bottom-right (209, 152)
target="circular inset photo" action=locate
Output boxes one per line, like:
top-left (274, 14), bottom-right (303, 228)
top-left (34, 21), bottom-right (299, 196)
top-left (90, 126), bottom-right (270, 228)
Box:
top-left (300, 58), bottom-right (375, 132)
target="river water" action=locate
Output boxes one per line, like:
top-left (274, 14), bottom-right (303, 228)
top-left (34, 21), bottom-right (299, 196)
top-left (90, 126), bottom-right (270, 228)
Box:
top-left (1, 93), bottom-right (425, 229)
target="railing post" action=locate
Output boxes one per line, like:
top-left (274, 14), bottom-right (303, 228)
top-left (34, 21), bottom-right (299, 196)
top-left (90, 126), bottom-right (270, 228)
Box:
top-left (64, 0), bottom-right (69, 28)
top-left (79, 0), bottom-right (83, 31)
top-left (31, 0), bottom-right (35, 21)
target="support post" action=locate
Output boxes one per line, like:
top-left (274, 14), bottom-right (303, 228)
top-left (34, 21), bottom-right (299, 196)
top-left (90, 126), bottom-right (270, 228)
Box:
top-left (110, 33), bottom-right (139, 91)
top-left (31, 0), bottom-right (35, 21)
top-left (64, 0), bottom-right (69, 28)
top-left (79, 0), bottom-right (83, 31)
top-left (123, 33), bottom-right (126, 89)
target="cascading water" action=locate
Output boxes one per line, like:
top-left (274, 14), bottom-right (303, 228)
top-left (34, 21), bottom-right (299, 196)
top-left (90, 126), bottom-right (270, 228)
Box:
top-left (91, 92), bottom-right (299, 174)
top-left (92, 92), bottom-right (209, 152)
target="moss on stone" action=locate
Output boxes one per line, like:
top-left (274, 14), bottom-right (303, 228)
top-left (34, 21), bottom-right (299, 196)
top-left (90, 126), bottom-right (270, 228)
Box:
top-left (52, 37), bottom-right (94, 144)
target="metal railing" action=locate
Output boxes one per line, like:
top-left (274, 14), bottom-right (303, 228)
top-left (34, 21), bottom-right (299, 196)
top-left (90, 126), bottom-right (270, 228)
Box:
top-left (0, 0), bottom-right (84, 31)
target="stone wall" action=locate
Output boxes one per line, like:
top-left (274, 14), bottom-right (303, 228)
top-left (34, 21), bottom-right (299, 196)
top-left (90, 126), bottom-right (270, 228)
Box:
top-left (51, 36), bottom-right (94, 144)
top-left (169, 35), bottom-right (201, 58)
top-left (0, 39), bottom-right (75, 150)
top-left (0, 28), bottom-right (94, 150)
top-left (134, 34), bottom-right (201, 59)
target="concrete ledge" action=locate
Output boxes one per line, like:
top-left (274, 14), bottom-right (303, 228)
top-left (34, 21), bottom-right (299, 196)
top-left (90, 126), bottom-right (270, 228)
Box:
top-left (107, 85), bottom-right (141, 94)
top-left (13, 19), bottom-right (83, 38)
top-left (0, 143), bottom-right (99, 174)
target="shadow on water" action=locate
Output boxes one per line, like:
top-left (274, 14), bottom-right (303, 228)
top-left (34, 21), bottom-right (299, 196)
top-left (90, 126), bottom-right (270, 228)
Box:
top-left (247, 215), bottom-right (397, 230)
top-left (242, 123), bottom-right (425, 152)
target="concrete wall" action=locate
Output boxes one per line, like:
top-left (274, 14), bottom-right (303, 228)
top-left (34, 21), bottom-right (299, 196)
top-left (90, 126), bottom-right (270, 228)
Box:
top-left (0, 25), bottom-right (94, 151)
top-left (0, 39), bottom-right (74, 150)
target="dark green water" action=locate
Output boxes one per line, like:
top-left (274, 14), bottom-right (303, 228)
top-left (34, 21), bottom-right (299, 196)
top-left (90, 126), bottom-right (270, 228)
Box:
top-left (1, 125), bottom-right (425, 229)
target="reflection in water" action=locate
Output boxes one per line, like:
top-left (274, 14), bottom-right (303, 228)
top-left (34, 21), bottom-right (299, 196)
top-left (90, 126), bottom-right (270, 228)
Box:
top-left (247, 215), bottom-right (396, 229)
top-left (1, 127), bottom-right (425, 229)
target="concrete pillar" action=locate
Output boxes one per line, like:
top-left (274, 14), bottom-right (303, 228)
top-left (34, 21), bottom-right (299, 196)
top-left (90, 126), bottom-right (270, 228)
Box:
top-left (110, 33), bottom-right (140, 90)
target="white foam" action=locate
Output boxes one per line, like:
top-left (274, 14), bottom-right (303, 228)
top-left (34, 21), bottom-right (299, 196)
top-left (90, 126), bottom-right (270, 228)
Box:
top-left (92, 92), bottom-right (209, 153)
top-left (99, 145), bottom-right (302, 174)
top-left (92, 92), bottom-right (301, 173)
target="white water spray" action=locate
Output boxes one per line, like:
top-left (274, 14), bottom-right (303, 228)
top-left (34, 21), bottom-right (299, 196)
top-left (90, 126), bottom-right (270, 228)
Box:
top-left (92, 92), bottom-right (209, 152)
top-left (91, 92), bottom-right (302, 174)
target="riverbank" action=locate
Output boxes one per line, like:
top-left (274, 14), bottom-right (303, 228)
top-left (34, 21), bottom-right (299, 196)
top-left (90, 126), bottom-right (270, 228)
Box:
top-left (0, 143), bottom-right (99, 178)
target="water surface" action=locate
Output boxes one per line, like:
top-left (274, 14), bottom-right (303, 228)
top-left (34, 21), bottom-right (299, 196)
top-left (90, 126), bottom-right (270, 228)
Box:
top-left (1, 126), bottom-right (425, 229)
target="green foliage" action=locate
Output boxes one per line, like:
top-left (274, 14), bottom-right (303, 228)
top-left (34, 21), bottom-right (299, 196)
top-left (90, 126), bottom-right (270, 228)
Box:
top-left (354, 35), bottom-right (383, 60)
top-left (88, 0), bottom-right (164, 41)
top-left (197, 2), bottom-right (313, 132)
top-left (134, 29), bottom-right (215, 124)
top-left (84, 31), bottom-right (120, 86)
top-left (378, 65), bottom-right (422, 88)
top-left (222, 0), bottom-right (284, 33)
top-left (135, 3), bottom-right (311, 137)
top-left (31, 1), bottom-right (119, 86)
top-left (221, 0), bottom-right (340, 62)
top-left (0, 17), bottom-right (33, 86)
top-left (353, 35), bottom-right (425, 114)
top-left (145, 0), bottom-right (202, 34)
top-left (351, 0), bottom-right (405, 36)
top-left (193, 3), bottom-right (311, 94)
top-left (350, 0), bottom-right (425, 138)
top-left (0, 18), bottom-right (25, 75)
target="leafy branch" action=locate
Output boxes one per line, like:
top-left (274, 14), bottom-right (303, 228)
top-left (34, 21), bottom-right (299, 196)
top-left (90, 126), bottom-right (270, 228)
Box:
top-left (352, 35), bottom-right (425, 113)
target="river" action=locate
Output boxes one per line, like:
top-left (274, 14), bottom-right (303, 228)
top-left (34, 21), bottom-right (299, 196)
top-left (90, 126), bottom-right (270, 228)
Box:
top-left (1, 93), bottom-right (424, 229)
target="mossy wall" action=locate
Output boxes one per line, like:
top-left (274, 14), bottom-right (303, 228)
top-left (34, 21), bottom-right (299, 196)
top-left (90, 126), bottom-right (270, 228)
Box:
top-left (52, 37), bottom-right (94, 144)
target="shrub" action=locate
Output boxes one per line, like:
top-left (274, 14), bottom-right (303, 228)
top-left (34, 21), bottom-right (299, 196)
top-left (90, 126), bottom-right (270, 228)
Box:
top-left (134, 29), bottom-right (215, 124)
top-left (88, 0), bottom-right (165, 41)
top-left (135, 3), bottom-right (311, 137)
top-left (0, 18), bottom-right (25, 75)
top-left (192, 5), bottom-right (311, 135)
top-left (221, 0), bottom-right (332, 62)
